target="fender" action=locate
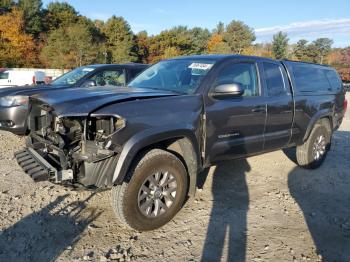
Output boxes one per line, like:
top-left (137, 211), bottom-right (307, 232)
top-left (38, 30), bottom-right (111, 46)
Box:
top-left (112, 125), bottom-right (201, 194)
top-left (303, 109), bottom-right (333, 142)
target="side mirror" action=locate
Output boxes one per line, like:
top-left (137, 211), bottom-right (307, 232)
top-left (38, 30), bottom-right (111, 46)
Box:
top-left (212, 83), bottom-right (244, 98)
top-left (82, 80), bottom-right (97, 87)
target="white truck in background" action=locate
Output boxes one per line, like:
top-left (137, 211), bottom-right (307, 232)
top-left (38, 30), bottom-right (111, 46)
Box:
top-left (0, 70), bottom-right (46, 88)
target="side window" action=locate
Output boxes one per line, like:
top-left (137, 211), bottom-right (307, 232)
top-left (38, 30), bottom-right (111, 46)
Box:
top-left (325, 69), bottom-right (342, 91)
top-left (288, 63), bottom-right (331, 92)
top-left (0, 71), bottom-right (9, 79)
top-left (263, 62), bottom-right (287, 96)
top-left (89, 70), bottom-right (125, 87)
top-left (214, 62), bottom-right (259, 97)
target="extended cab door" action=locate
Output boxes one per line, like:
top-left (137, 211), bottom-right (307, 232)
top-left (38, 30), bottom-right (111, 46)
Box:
top-left (261, 61), bottom-right (293, 150)
top-left (204, 60), bottom-right (267, 163)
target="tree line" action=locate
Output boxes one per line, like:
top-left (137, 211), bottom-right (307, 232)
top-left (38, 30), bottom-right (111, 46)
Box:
top-left (0, 0), bottom-right (349, 81)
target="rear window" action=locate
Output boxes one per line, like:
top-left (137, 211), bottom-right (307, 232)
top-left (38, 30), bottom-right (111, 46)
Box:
top-left (286, 62), bottom-right (334, 92)
top-left (0, 71), bottom-right (9, 79)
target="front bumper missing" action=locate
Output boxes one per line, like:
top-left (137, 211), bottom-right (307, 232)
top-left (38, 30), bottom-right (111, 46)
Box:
top-left (15, 147), bottom-right (74, 183)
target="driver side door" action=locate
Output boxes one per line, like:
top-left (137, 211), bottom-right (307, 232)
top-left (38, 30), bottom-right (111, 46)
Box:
top-left (205, 60), bottom-right (267, 163)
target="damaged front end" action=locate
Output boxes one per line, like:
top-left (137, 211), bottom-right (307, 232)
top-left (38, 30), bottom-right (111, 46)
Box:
top-left (15, 100), bottom-right (124, 188)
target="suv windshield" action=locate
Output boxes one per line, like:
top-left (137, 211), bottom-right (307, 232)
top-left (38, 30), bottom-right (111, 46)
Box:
top-left (128, 59), bottom-right (216, 94)
top-left (51, 66), bottom-right (95, 86)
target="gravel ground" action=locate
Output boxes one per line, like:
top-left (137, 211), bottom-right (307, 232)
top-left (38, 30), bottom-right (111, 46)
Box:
top-left (0, 93), bottom-right (349, 262)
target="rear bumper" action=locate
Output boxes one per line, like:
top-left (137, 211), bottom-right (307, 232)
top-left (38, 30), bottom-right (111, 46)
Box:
top-left (0, 105), bottom-right (28, 135)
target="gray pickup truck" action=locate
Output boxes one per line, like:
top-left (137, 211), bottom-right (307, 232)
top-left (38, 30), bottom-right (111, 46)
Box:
top-left (15, 55), bottom-right (347, 231)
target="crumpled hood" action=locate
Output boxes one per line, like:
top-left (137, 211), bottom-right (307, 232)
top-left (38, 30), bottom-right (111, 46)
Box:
top-left (0, 84), bottom-right (70, 97)
top-left (30, 86), bottom-right (178, 117)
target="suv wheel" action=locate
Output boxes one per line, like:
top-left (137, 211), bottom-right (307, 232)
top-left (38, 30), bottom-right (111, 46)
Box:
top-left (111, 149), bottom-right (188, 231)
top-left (296, 119), bottom-right (332, 169)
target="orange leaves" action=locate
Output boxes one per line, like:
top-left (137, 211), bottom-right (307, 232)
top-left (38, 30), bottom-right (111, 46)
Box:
top-left (207, 34), bottom-right (224, 53)
top-left (0, 8), bottom-right (38, 67)
top-left (337, 68), bottom-right (350, 82)
top-left (327, 48), bottom-right (350, 82)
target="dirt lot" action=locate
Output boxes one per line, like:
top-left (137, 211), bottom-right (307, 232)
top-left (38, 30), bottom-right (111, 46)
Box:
top-left (0, 93), bottom-right (349, 262)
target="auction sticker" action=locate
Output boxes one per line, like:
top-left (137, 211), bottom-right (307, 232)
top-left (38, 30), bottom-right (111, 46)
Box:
top-left (83, 68), bottom-right (94, 72)
top-left (188, 63), bottom-right (213, 70)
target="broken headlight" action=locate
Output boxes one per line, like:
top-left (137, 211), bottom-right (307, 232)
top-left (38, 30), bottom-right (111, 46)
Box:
top-left (88, 116), bottom-right (126, 142)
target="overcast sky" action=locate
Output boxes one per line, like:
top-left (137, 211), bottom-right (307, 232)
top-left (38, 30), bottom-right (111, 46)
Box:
top-left (42, 0), bottom-right (350, 47)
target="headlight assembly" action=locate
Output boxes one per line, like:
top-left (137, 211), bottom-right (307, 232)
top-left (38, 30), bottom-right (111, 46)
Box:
top-left (88, 116), bottom-right (126, 142)
top-left (0, 96), bottom-right (29, 107)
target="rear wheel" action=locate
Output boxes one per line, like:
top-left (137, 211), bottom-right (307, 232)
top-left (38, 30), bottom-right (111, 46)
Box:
top-left (296, 119), bottom-right (332, 169)
top-left (111, 149), bottom-right (188, 231)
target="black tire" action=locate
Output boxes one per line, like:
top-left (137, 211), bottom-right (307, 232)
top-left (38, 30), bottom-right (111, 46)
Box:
top-left (296, 119), bottom-right (332, 169)
top-left (111, 149), bottom-right (188, 231)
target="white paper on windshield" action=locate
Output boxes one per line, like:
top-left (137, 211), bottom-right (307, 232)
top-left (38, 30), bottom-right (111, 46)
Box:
top-left (83, 68), bottom-right (94, 72)
top-left (188, 63), bottom-right (213, 70)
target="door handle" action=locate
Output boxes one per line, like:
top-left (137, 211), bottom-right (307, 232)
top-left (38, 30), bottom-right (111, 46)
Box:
top-left (251, 106), bottom-right (266, 113)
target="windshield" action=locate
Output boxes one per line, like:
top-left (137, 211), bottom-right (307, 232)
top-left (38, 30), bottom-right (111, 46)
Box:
top-left (128, 59), bottom-right (216, 94)
top-left (51, 66), bottom-right (95, 86)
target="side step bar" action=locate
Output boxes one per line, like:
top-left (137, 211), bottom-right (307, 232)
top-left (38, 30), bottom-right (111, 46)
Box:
top-left (15, 148), bottom-right (57, 182)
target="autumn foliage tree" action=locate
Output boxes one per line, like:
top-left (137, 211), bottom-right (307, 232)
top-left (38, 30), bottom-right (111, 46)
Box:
top-left (0, 8), bottom-right (38, 67)
top-left (207, 34), bottom-right (230, 54)
top-left (328, 47), bottom-right (350, 82)
top-left (134, 31), bottom-right (150, 63)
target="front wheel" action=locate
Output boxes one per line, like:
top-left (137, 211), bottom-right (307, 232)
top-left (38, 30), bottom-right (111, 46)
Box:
top-left (111, 149), bottom-right (188, 231)
top-left (296, 119), bottom-right (332, 169)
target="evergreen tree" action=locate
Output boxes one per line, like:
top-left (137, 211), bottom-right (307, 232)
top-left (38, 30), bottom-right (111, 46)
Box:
top-left (41, 23), bottom-right (97, 68)
top-left (44, 1), bottom-right (78, 31)
top-left (223, 20), bottom-right (256, 54)
top-left (272, 31), bottom-right (289, 59)
top-left (293, 39), bottom-right (309, 61)
top-left (102, 16), bottom-right (137, 63)
top-left (313, 38), bottom-right (333, 64)
top-left (188, 27), bottom-right (211, 54)
top-left (213, 22), bottom-right (225, 35)
top-left (0, 0), bottom-right (14, 11)
top-left (18, 0), bottom-right (43, 36)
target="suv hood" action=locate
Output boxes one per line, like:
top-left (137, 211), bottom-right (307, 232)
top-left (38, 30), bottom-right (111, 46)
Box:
top-left (30, 86), bottom-right (178, 117)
